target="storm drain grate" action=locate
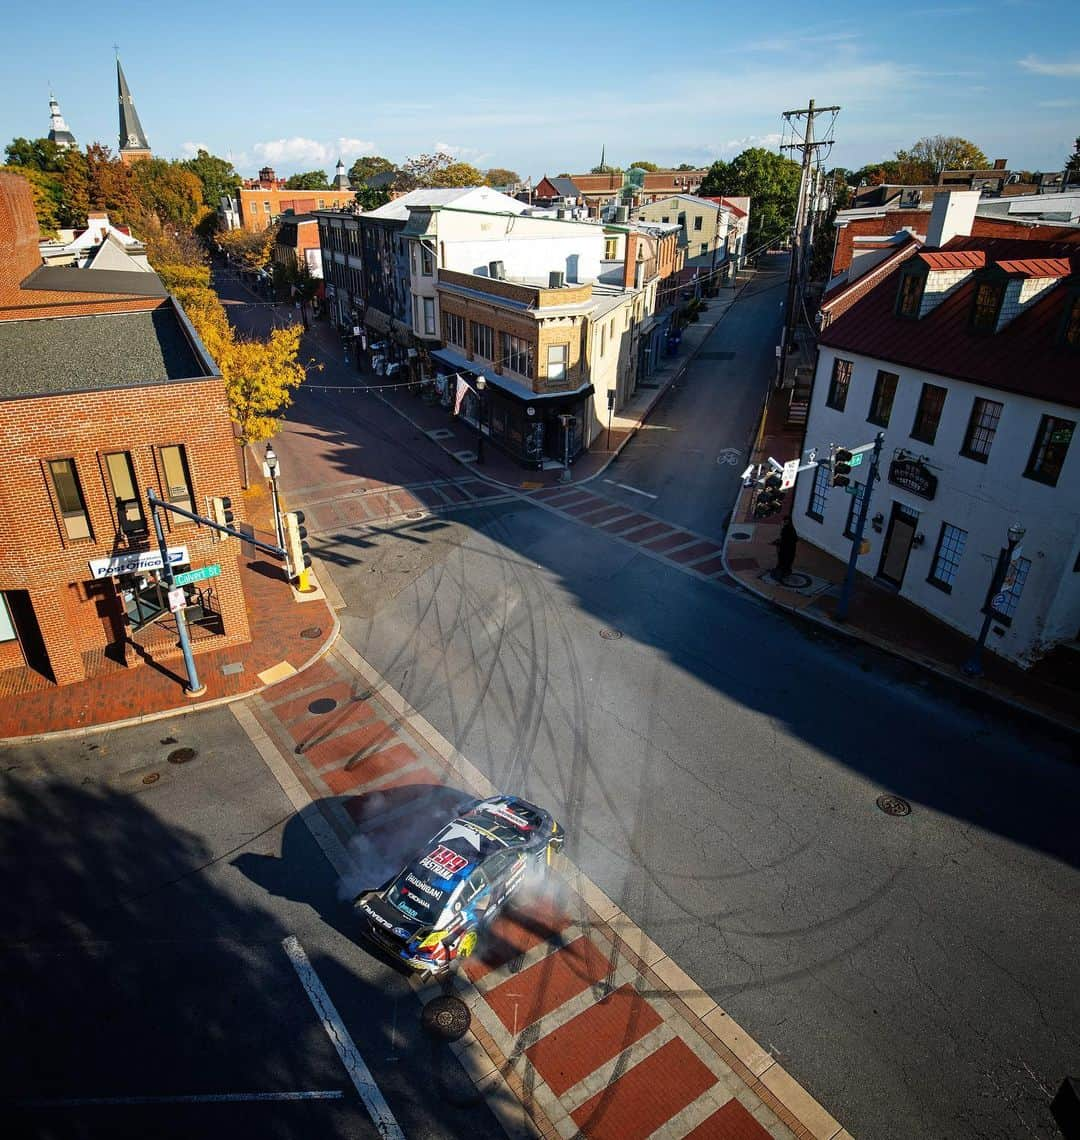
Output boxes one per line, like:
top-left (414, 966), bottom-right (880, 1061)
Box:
top-left (167, 748), bottom-right (197, 765)
top-left (299, 626), bottom-right (323, 640)
top-left (308, 698), bottom-right (337, 715)
top-left (876, 794), bottom-right (911, 817)
top-left (421, 995), bottom-right (471, 1042)
top-left (599, 629), bottom-right (623, 641)
top-left (142, 772), bottom-right (160, 785)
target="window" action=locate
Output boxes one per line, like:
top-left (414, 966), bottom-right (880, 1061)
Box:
top-left (547, 343), bottom-right (568, 382)
top-left (661, 216), bottom-right (669, 223)
top-left (263, 200), bottom-right (271, 214)
top-left (700, 243), bottom-right (708, 257)
top-left (47, 458), bottom-right (91, 541)
top-left (911, 383), bottom-right (947, 444)
top-left (604, 237), bottom-right (618, 259)
top-left (991, 556), bottom-right (1031, 622)
top-left (1024, 415), bottom-right (1075, 487)
top-left (677, 212), bottom-right (686, 225)
top-left (600, 323), bottom-right (606, 356)
top-left (501, 332), bottom-right (533, 377)
top-left (423, 297), bottom-right (435, 336)
top-left (443, 311), bottom-right (465, 347)
top-left (1064, 296), bottom-right (1080, 347)
top-left (896, 272), bottom-right (924, 317)
top-left (960, 398), bottom-right (1003, 462)
top-left (971, 281), bottom-right (1003, 331)
top-left (0, 594), bottom-right (15, 643)
top-left (843, 482), bottom-right (866, 539)
top-left (693, 216), bottom-right (703, 231)
top-left (159, 445), bottom-right (194, 514)
top-left (928, 523), bottom-right (967, 592)
top-left (471, 321), bottom-right (495, 361)
top-left (318, 199), bottom-right (325, 210)
top-left (421, 246), bottom-right (433, 276)
top-left (806, 462), bottom-right (830, 522)
top-left (868, 370), bottom-right (898, 427)
top-left (105, 452), bottom-right (146, 535)
top-left (826, 358), bottom-right (853, 411)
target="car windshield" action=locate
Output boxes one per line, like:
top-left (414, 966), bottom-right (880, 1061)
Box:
top-left (385, 866), bottom-right (454, 926)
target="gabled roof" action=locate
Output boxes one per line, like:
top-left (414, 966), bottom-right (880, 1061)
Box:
top-left (545, 176), bottom-right (580, 198)
top-left (917, 250), bottom-right (986, 271)
top-left (819, 236), bottom-right (1080, 408)
top-left (994, 257), bottom-right (1071, 278)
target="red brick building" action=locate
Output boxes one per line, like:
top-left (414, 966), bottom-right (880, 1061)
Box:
top-left (0, 173), bottom-right (250, 687)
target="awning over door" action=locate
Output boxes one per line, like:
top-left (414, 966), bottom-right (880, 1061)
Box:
top-left (363, 308), bottom-right (392, 335)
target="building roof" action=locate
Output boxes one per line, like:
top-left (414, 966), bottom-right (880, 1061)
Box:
top-left (363, 186), bottom-right (527, 222)
top-left (918, 250), bottom-right (986, 270)
top-left (543, 176), bottom-right (580, 198)
top-left (994, 257), bottom-right (1071, 278)
top-left (20, 263), bottom-right (165, 297)
top-left (116, 59), bottom-right (150, 153)
top-left (0, 307), bottom-right (210, 400)
top-left (819, 236), bottom-right (1080, 408)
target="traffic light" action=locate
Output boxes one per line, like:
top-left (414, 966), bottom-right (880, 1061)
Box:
top-left (283, 510), bottom-right (312, 586)
top-left (831, 448), bottom-right (853, 488)
top-left (753, 473), bottom-right (784, 519)
top-left (210, 495), bottom-right (234, 539)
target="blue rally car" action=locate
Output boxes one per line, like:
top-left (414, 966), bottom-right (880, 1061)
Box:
top-left (354, 795), bottom-right (564, 975)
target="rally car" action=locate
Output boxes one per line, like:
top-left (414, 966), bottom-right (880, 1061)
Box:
top-left (354, 795), bottom-right (564, 975)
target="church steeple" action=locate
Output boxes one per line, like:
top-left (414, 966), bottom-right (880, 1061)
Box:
top-left (47, 92), bottom-right (76, 150)
top-left (333, 157), bottom-right (350, 190)
top-left (116, 58), bottom-right (151, 164)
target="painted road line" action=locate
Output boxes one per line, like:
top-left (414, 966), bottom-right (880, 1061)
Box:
top-left (603, 479), bottom-right (658, 499)
top-left (282, 935), bottom-right (406, 1140)
top-left (19, 1091), bottom-right (343, 1108)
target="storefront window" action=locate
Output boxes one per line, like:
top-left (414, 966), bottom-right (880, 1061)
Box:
top-left (47, 457), bottom-right (92, 541)
top-left (159, 445), bottom-right (194, 514)
top-left (105, 452), bottom-right (146, 536)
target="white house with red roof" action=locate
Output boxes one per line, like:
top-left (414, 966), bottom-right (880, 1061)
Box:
top-left (793, 191), bottom-right (1080, 670)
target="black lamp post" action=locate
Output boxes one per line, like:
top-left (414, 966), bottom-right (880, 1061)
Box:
top-left (962, 522), bottom-right (1025, 677)
top-left (475, 376), bottom-right (486, 464)
top-left (265, 443), bottom-right (284, 552)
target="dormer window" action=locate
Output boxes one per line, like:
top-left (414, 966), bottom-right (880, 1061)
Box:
top-left (896, 272), bottom-right (924, 318)
top-left (971, 281), bottom-right (1004, 331)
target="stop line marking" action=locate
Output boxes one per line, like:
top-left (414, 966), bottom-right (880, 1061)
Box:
top-left (603, 479), bottom-right (658, 499)
top-left (283, 935), bottom-right (406, 1140)
top-left (19, 1091), bottom-right (344, 1108)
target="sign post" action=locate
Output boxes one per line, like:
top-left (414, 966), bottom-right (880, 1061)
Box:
top-left (836, 431), bottom-right (886, 623)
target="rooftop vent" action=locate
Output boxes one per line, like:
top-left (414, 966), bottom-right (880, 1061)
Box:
top-left (489, 260), bottom-right (505, 280)
top-left (549, 270), bottom-right (566, 288)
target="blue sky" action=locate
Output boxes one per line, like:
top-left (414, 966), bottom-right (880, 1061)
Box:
top-left (4, 0), bottom-right (1078, 179)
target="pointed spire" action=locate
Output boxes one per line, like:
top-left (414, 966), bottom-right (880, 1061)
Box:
top-left (600, 144), bottom-right (606, 172)
top-left (48, 91), bottom-right (76, 150)
top-left (116, 58), bottom-right (151, 161)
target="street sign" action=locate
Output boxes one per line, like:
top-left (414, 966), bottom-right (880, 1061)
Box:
top-left (780, 458), bottom-right (800, 490)
top-left (845, 484), bottom-right (859, 495)
top-left (850, 452), bottom-right (864, 467)
top-left (88, 546), bottom-right (188, 580)
top-left (173, 564), bottom-right (221, 587)
top-left (167, 587), bottom-right (186, 613)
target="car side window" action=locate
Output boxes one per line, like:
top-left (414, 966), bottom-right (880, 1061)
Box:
top-left (484, 851), bottom-right (518, 881)
top-left (461, 869), bottom-right (487, 902)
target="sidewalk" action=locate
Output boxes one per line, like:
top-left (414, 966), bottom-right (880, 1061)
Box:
top-left (721, 380), bottom-right (1080, 736)
top-left (0, 484), bottom-right (338, 742)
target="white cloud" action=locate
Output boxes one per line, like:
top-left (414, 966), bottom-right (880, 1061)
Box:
top-left (434, 140), bottom-right (483, 160)
top-left (252, 136), bottom-right (376, 167)
top-left (180, 141), bottom-right (209, 158)
top-left (1037, 98), bottom-right (1078, 108)
top-left (708, 132), bottom-right (784, 155)
top-left (1018, 55), bottom-right (1080, 77)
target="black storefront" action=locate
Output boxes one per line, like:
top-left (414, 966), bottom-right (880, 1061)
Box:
top-left (431, 349), bottom-right (593, 469)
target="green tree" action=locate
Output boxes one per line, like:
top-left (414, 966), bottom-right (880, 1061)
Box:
top-left (4, 136), bottom-right (65, 172)
top-left (284, 170), bottom-right (329, 190)
top-left (895, 135), bottom-right (988, 181)
top-left (1065, 136), bottom-right (1080, 179)
top-left (700, 148), bottom-right (801, 251)
top-left (484, 167), bottom-right (520, 187)
top-left (347, 155), bottom-right (394, 185)
top-left (590, 163), bottom-right (621, 174)
top-left (0, 165), bottom-right (62, 235)
top-left (353, 185), bottom-right (391, 211)
top-left (629, 160), bottom-right (659, 172)
top-left (850, 159), bottom-right (904, 187)
top-left (395, 153), bottom-right (483, 191)
top-left (677, 163), bottom-right (697, 171)
top-left (129, 158), bottom-right (206, 228)
top-left (181, 149), bottom-right (240, 211)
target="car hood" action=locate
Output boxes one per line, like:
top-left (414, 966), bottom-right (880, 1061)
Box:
top-left (356, 891), bottom-right (426, 940)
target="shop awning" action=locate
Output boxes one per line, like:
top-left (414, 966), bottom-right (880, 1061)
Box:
top-left (431, 347), bottom-right (594, 408)
top-left (389, 318), bottom-right (414, 347)
top-left (363, 308), bottom-right (392, 335)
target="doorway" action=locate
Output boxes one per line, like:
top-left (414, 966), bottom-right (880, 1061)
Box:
top-left (877, 502), bottom-right (920, 588)
top-left (3, 590), bottom-right (52, 681)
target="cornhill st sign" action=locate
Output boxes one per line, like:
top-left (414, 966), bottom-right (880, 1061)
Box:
top-left (888, 457), bottom-right (938, 500)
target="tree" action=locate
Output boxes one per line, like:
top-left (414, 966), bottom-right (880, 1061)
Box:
top-left (894, 135), bottom-right (988, 181)
top-left (84, 143), bottom-right (138, 222)
top-left (700, 147), bottom-right (801, 252)
top-left (4, 136), bottom-right (67, 172)
top-left (1066, 136), bottom-right (1080, 180)
top-left (352, 185), bottom-right (391, 211)
top-left (129, 158), bottom-right (206, 229)
top-left (284, 170), bottom-right (329, 190)
top-left (0, 165), bottom-right (62, 236)
top-left (216, 223), bottom-right (278, 274)
top-left (394, 152), bottom-right (483, 191)
top-left (677, 163), bottom-right (697, 171)
top-left (181, 149), bottom-right (240, 211)
top-left (348, 155), bottom-right (394, 186)
top-left (629, 161), bottom-right (659, 172)
top-left (850, 160), bottom-right (904, 187)
top-left (484, 167), bottom-right (520, 187)
top-left (590, 163), bottom-right (621, 174)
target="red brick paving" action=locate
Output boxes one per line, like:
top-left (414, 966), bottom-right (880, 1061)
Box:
top-left (264, 657), bottom-right (338, 702)
top-left (300, 721), bottom-right (396, 769)
top-left (570, 1037), bottom-right (717, 1140)
top-left (284, 698), bottom-right (376, 745)
top-left (622, 521), bottom-right (671, 542)
top-left (643, 530), bottom-right (697, 552)
top-left (464, 889), bottom-right (573, 981)
top-left (548, 491), bottom-right (594, 509)
top-left (271, 681), bottom-right (358, 725)
top-left (575, 505), bottom-right (628, 525)
top-left (343, 774), bottom-right (444, 824)
top-left (322, 742), bottom-right (418, 793)
top-left (565, 498), bottom-right (606, 517)
top-left (599, 512), bottom-right (651, 533)
top-left (669, 541), bottom-right (723, 564)
top-left (725, 556), bottom-right (759, 571)
top-left (525, 983), bottom-right (663, 1096)
top-left (485, 936), bottom-right (612, 1032)
top-left (688, 555), bottom-right (728, 576)
top-left (683, 1098), bottom-right (775, 1139)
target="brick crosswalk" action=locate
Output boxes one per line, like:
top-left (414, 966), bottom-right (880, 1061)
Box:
top-left (247, 648), bottom-right (826, 1140)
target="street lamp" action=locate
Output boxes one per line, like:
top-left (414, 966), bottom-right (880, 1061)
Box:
top-left (475, 376), bottom-right (486, 464)
top-left (265, 443), bottom-right (284, 552)
top-left (558, 413), bottom-right (576, 483)
top-left (962, 522), bottom-right (1025, 677)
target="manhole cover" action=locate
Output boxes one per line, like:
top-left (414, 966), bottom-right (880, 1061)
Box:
top-left (167, 748), bottom-right (197, 765)
top-left (308, 697), bottom-right (337, 715)
top-left (421, 995), bottom-right (471, 1042)
top-left (776, 571), bottom-right (813, 589)
top-left (405, 510), bottom-right (424, 520)
top-left (876, 794), bottom-right (911, 817)
top-left (599, 629), bottom-right (623, 641)
top-left (299, 626), bottom-right (323, 639)
top-left (729, 530), bottom-right (752, 541)
top-left (142, 772), bottom-right (160, 785)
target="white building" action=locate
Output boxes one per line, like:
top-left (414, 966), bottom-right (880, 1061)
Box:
top-left (794, 192), bottom-right (1080, 669)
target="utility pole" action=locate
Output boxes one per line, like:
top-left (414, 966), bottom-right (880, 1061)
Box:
top-left (835, 431), bottom-right (885, 623)
top-left (777, 99), bottom-right (840, 390)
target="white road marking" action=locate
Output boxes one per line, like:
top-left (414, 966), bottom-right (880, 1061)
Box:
top-left (603, 479), bottom-right (658, 499)
top-left (19, 1091), bottom-right (343, 1107)
top-left (283, 935), bottom-right (405, 1140)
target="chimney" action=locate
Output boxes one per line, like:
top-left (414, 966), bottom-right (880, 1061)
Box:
top-left (992, 158), bottom-right (1007, 170)
top-left (623, 233), bottom-right (639, 290)
top-left (0, 172), bottom-right (46, 284)
top-left (925, 190), bottom-right (980, 248)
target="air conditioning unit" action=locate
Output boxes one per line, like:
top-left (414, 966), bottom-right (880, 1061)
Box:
top-left (549, 270), bottom-right (566, 288)
top-left (489, 260), bottom-right (505, 280)
top-left (556, 208), bottom-right (567, 220)
top-left (615, 205), bottom-right (629, 223)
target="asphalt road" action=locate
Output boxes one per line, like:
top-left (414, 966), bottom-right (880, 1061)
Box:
top-left (0, 711), bottom-right (508, 1140)
top-left (268, 263), bottom-right (1080, 1139)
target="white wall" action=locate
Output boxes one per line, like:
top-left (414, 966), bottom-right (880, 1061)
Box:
top-left (794, 345), bottom-right (1080, 665)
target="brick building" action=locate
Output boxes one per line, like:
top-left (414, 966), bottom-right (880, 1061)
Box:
top-left (0, 173), bottom-right (249, 687)
top-left (234, 168), bottom-right (355, 232)
top-left (569, 169), bottom-right (709, 215)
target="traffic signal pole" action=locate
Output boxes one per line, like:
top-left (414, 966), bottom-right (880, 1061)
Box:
top-left (835, 431), bottom-right (885, 623)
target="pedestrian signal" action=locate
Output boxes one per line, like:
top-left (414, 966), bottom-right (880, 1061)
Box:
top-left (832, 449), bottom-right (853, 488)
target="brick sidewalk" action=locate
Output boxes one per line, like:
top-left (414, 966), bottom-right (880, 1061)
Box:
top-left (722, 384), bottom-right (1079, 735)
